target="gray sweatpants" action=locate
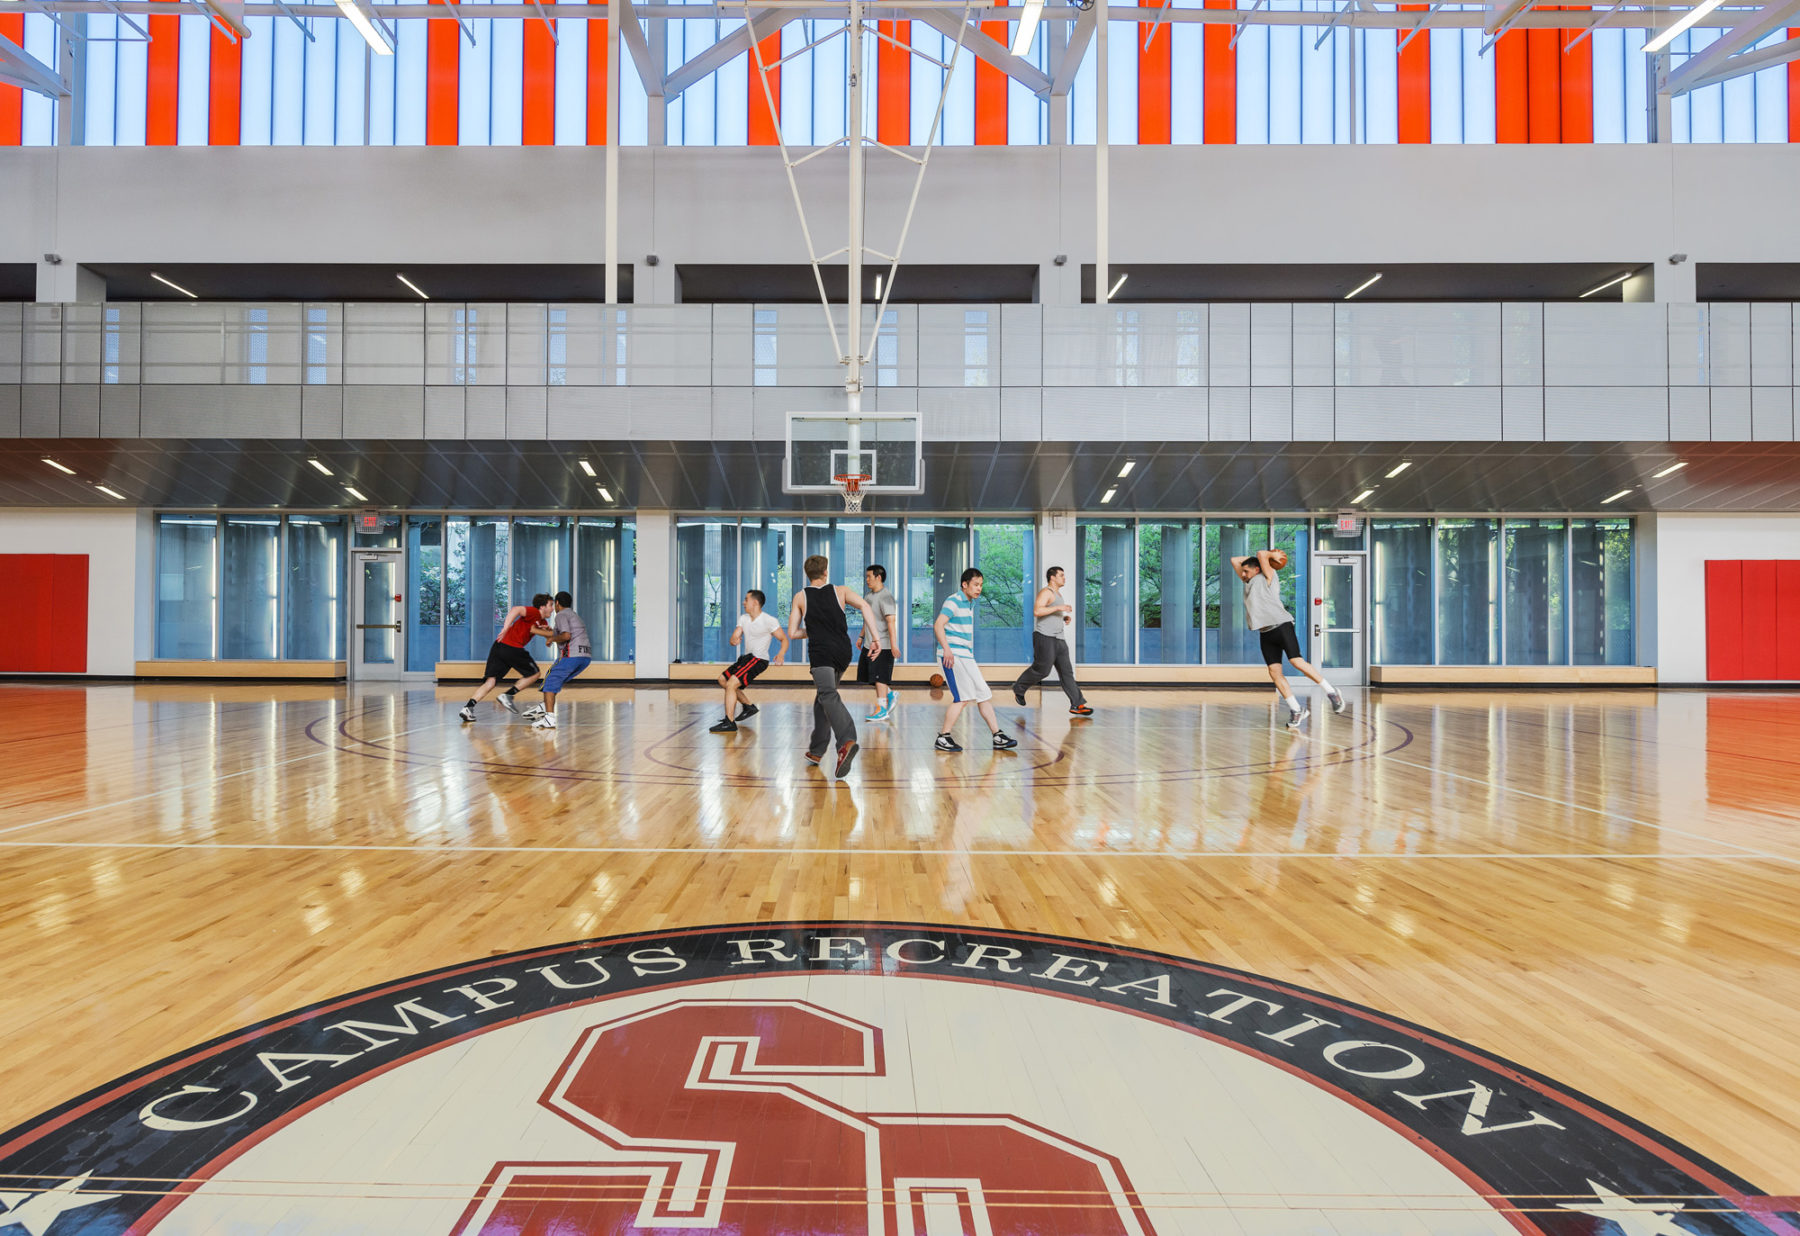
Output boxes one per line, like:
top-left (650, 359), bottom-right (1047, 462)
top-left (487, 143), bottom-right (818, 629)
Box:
top-left (809, 664), bottom-right (856, 756)
top-left (1012, 631), bottom-right (1087, 707)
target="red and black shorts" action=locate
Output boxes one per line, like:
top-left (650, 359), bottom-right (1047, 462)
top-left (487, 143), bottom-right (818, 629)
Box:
top-left (483, 641), bottom-right (539, 682)
top-left (723, 653), bottom-right (769, 685)
top-left (857, 648), bottom-right (895, 685)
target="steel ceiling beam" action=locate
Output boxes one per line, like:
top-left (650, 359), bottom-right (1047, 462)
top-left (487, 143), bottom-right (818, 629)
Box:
top-left (664, 6), bottom-right (804, 97)
top-left (616, 0), bottom-right (664, 96)
top-left (1048, 0), bottom-right (1092, 95)
top-left (1661, 0), bottom-right (1800, 94)
top-left (913, 6), bottom-right (1053, 93)
top-left (0, 31), bottom-right (67, 98)
top-left (1668, 27), bottom-right (1800, 91)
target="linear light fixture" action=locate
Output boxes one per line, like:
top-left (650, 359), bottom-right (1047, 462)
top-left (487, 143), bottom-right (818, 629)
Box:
top-left (874, 274), bottom-right (884, 300)
top-left (1101, 487), bottom-right (1117, 504)
top-left (42, 458), bottom-right (76, 475)
top-left (94, 485), bottom-right (126, 500)
top-left (1385, 460), bottom-right (1412, 478)
top-left (151, 272), bottom-right (198, 299)
top-left (1118, 460), bottom-right (1136, 478)
top-left (578, 460), bottom-right (596, 477)
top-left (307, 458), bottom-right (334, 476)
top-left (1580, 272), bottom-right (1633, 299)
top-left (1351, 488), bottom-right (1375, 504)
top-left (334, 0), bottom-right (396, 54)
top-left (345, 486), bottom-right (369, 502)
top-left (597, 486), bottom-right (614, 502)
top-left (1107, 272), bottom-right (1128, 300)
top-left (1601, 488), bottom-right (1632, 504)
top-left (1651, 461), bottom-right (1689, 479)
top-left (1011, 0), bottom-right (1045, 56)
top-left (1345, 273), bottom-right (1382, 300)
top-left (396, 273), bottom-right (429, 300)
top-left (1642, 0), bottom-right (1727, 52)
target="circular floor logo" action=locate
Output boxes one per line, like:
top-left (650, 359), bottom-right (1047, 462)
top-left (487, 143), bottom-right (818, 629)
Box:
top-left (0, 923), bottom-right (1790, 1235)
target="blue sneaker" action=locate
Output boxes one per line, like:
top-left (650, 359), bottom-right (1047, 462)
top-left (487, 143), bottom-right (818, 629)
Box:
top-left (866, 691), bottom-right (896, 722)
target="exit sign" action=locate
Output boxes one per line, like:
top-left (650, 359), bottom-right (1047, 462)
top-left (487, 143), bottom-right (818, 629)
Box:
top-left (358, 510), bottom-right (384, 532)
top-left (1336, 514), bottom-right (1362, 534)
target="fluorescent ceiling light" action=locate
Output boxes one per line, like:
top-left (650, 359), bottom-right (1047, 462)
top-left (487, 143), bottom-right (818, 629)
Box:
top-left (334, 0), bottom-right (396, 54)
top-left (1351, 488), bottom-right (1375, 504)
top-left (396, 273), bottom-right (429, 300)
top-left (579, 459), bottom-right (596, 477)
top-left (307, 458), bottom-right (333, 476)
top-left (1100, 487), bottom-right (1117, 504)
top-left (1345, 273), bottom-right (1382, 300)
top-left (42, 458), bottom-right (76, 475)
top-left (1580, 272), bottom-right (1633, 299)
top-left (151, 272), bottom-right (197, 299)
top-left (94, 485), bottom-right (125, 500)
top-left (1385, 460), bottom-right (1412, 478)
top-left (1107, 272), bottom-right (1128, 300)
top-left (1642, 0), bottom-right (1727, 52)
top-left (1651, 461), bottom-right (1688, 479)
top-left (597, 487), bottom-right (614, 502)
top-left (345, 486), bottom-right (369, 502)
top-left (1010, 0), bottom-right (1044, 56)
top-left (1118, 460), bottom-right (1136, 478)
top-left (874, 274), bottom-right (884, 299)
top-left (1601, 488), bottom-right (1632, 504)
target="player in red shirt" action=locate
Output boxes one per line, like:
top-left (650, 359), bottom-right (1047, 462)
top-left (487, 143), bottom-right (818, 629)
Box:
top-left (460, 593), bottom-right (554, 723)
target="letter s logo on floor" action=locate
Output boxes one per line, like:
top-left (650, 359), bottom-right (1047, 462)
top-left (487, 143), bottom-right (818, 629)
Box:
top-left (0, 922), bottom-right (1792, 1236)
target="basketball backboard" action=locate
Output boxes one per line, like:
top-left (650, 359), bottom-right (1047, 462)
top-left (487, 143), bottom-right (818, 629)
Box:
top-left (783, 412), bottom-right (924, 495)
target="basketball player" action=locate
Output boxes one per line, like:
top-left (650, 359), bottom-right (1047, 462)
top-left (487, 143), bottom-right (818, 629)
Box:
top-left (1010, 565), bottom-right (1093, 715)
top-left (710, 589), bottom-right (788, 734)
top-left (859, 564), bottom-right (901, 721)
top-left (525, 591), bottom-right (590, 731)
top-left (460, 593), bottom-right (551, 723)
top-left (933, 568), bottom-right (1018, 753)
top-left (1230, 549), bottom-right (1345, 728)
top-left (789, 555), bottom-right (881, 778)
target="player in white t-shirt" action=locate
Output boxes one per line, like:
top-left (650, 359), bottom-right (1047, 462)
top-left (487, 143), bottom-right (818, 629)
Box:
top-left (711, 590), bottom-right (789, 734)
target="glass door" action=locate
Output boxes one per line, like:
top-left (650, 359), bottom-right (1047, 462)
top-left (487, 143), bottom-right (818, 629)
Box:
top-left (352, 550), bottom-right (404, 681)
top-left (1313, 553), bottom-right (1367, 686)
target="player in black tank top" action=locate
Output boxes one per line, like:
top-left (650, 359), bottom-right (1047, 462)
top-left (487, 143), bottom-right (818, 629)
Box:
top-left (804, 581), bottom-right (853, 670)
top-left (789, 557), bottom-right (883, 779)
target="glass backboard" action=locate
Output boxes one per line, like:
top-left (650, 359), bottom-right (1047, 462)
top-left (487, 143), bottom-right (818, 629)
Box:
top-left (784, 413), bottom-right (924, 494)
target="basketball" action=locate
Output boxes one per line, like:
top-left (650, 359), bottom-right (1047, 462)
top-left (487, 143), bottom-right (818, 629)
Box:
top-left (1270, 550), bottom-right (1289, 570)
top-left (929, 673), bottom-right (946, 688)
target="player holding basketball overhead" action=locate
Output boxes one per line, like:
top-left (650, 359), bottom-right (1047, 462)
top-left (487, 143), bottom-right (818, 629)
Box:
top-left (1011, 565), bottom-right (1093, 716)
top-left (1230, 549), bottom-right (1345, 729)
top-left (710, 590), bottom-right (788, 734)
top-left (789, 555), bottom-right (882, 778)
top-left (860, 565), bottom-right (901, 722)
top-left (460, 593), bottom-right (552, 723)
top-left (933, 568), bottom-right (1019, 753)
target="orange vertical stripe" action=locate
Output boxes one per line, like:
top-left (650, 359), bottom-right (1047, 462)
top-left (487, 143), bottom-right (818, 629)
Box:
top-left (427, 1), bottom-right (460, 145)
top-left (0, 13), bottom-right (23, 146)
top-left (523, 8), bottom-right (556, 144)
top-left (1526, 26), bottom-right (1560, 142)
top-left (975, 20), bottom-right (1008, 144)
top-left (877, 20), bottom-right (910, 145)
top-left (146, 15), bottom-right (181, 145)
top-left (1397, 8), bottom-right (1430, 143)
top-left (1202, 0), bottom-right (1235, 143)
top-left (1559, 9), bottom-right (1592, 143)
top-left (1139, 0), bottom-right (1171, 144)
top-left (748, 31), bottom-right (781, 144)
top-left (586, 18), bottom-right (608, 144)
top-left (1789, 28), bottom-right (1798, 142)
top-left (1495, 30), bottom-right (1528, 143)
top-left (209, 23), bottom-right (242, 145)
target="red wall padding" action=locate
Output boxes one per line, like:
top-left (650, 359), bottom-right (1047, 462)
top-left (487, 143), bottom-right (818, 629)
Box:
top-left (1706, 558), bottom-right (1800, 682)
top-left (0, 555), bottom-right (89, 673)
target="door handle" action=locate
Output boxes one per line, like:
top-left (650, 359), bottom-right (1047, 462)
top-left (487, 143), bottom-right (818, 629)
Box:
top-left (355, 623), bottom-right (402, 631)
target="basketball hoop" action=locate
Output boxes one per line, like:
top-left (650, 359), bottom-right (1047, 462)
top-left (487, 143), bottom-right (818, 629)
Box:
top-left (834, 473), bottom-right (870, 514)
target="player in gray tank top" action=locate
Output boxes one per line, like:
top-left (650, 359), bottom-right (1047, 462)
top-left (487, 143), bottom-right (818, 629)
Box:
top-left (1012, 567), bottom-right (1091, 714)
top-left (1230, 549), bottom-right (1343, 729)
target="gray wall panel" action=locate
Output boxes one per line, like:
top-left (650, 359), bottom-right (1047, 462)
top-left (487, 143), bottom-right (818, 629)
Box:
top-left (751, 388), bottom-right (841, 441)
top-left (1666, 304), bottom-right (1707, 386)
top-left (341, 386), bottom-right (424, 438)
top-left (1335, 388), bottom-right (1502, 440)
top-left (1668, 387), bottom-right (1709, 440)
top-left (0, 386), bottom-right (19, 437)
top-left (1292, 305), bottom-right (1333, 387)
top-left (424, 386), bottom-right (466, 438)
top-left (1250, 303), bottom-right (1292, 387)
top-left (1001, 305), bottom-right (1042, 387)
top-left (711, 387), bottom-right (754, 439)
top-left (1208, 306), bottom-right (1250, 388)
top-left (302, 386), bottom-right (344, 438)
top-left (546, 387), bottom-right (629, 438)
top-left (918, 387), bottom-right (1002, 441)
top-left (1123, 388), bottom-right (1206, 441)
top-left (1709, 304), bottom-right (1751, 386)
top-left (1502, 387), bottom-right (1544, 441)
top-left (1751, 303), bottom-right (1793, 387)
top-left (464, 387), bottom-right (506, 438)
top-left (1709, 386), bottom-right (1752, 439)
top-left (1000, 387), bottom-right (1042, 439)
top-left (1752, 387), bottom-right (1794, 441)
top-left (142, 385), bottom-right (302, 437)
top-left (632, 388), bottom-right (711, 439)
top-left (1293, 388), bottom-right (1333, 440)
top-left (506, 386), bottom-right (550, 439)
top-left (1250, 387), bottom-right (1293, 440)
top-left (710, 304), bottom-right (753, 386)
top-left (1339, 304), bottom-right (1502, 387)
top-left (1042, 389), bottom-right (1126, 439)
top-left (1543, 388), bottom-right (1668, 441)
top-left (60, 385), bottom-right (100, 437)
top-left (100, 385), bottom-right (141, 437)
top-left (1209, 387), bottom-right (1250, 439)
top-left (21, 386), bottom-right (59, 436)
top-left (1544, 304), bottom-right (1667, 387)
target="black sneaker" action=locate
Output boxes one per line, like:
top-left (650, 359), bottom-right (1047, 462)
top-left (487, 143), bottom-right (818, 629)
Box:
top-left (935, 732), bottom-right (963, 752)
top-left (736, 703), bottom-right (760, 721)
top-left (834, 740), bottom-right (860, 778)
top-left (1070, 704), bottom-right (1094, 716)
top-left (1012, 686), bottom-right (1027, 707)
top-left (992, 732), bottom-right (1019, 750)
top-left (709, 718), bottom-right (738, 733)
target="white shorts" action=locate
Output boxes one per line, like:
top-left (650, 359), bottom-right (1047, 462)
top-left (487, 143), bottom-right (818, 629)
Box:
top-left (943, 654), bottom-right (992, 704)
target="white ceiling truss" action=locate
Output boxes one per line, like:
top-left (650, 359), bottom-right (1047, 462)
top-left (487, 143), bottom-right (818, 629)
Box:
top-left (1, 0), bottom-right (1797, 104)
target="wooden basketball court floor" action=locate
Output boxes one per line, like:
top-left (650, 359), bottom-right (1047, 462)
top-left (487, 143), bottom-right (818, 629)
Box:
top-left (0, 680), bottom-right (1796, 1230)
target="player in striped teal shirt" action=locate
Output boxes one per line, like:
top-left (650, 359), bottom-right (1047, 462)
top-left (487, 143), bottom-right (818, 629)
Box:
top-left (932, 568), bottom-right (1018, 753)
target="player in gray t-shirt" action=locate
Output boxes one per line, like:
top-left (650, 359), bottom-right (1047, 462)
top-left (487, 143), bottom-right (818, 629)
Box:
top-left (858, 565), bottom-right (902, 722)
top-left (524, 591), bottom-right (593, 731)
top-left (1230, 549), bottom-right (1344, 729)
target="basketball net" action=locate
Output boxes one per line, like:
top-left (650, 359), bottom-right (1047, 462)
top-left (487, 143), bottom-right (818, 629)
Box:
top-left (835, 473), bottom-right (869, 514)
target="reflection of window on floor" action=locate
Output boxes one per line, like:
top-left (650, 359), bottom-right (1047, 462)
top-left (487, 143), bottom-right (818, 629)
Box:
top-left (754, 309), bottom-right (778, 386)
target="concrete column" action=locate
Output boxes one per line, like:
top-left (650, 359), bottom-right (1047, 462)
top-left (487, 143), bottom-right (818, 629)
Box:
top-left (635, 509), bottom-right (673, 678)
top-left (1652, 261), bottom-right (1696, 304)
top-left (37, 262), bottom-right (106, 304)
top-left (1038, 510), bottom-right (1077, 656)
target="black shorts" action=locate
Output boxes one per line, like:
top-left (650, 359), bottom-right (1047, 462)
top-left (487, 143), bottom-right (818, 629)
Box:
top-left (483, 642), bottom-right (539, 682)
top-left (724, 653), bottom-right (769, 685)
top-left (1258, 622), bottom-right (1302, 667)
top-left (857, 649), bottom-right (895, 685)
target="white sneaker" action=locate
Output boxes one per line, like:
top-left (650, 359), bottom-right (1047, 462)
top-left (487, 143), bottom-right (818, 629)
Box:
top-left (1328, 691), bottom-right (1346, 715)
top-left (523, 704), bottom-right (546, 719)
top-left (1285, 706), bottom-right (1311, 729)
top-left (532, 714), bottom-right (558, 730)
top-left (500, 693), bottom-right (521, 714)
top-left (458, 705), bottom-right (476, 723)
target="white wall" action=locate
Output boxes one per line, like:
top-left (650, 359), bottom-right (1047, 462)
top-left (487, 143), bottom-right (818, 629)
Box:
top-left (634, 510), bottom-right (673, 678)
top-left (1654, 513), bottom-right (1800, 683)
top-left (0, 507), bottom-right (145, 676)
